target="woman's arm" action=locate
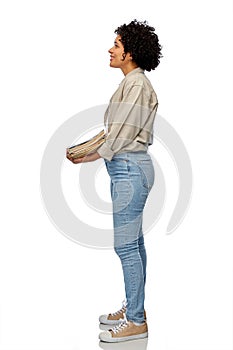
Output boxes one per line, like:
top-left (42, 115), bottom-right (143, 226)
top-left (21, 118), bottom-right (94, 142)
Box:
top-left (97, 83), bottom-right (150, 161)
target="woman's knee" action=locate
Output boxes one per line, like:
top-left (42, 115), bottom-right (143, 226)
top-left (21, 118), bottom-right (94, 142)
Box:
top-left (114, 240), bottom-right (139, 259)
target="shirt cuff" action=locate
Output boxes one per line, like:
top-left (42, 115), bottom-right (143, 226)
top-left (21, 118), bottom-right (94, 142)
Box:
top-left (97, 142), bottom-right (115, 161)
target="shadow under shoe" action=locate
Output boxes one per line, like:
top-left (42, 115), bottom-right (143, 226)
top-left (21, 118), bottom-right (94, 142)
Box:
top-left (99, 337), bottom-right (148, 350)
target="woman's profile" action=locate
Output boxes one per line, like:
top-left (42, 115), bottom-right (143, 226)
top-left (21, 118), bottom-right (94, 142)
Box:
top-left (67, 19), bottom-right (162, 343)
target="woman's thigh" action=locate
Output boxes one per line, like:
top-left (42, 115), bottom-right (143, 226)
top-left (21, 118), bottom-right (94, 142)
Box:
top-left (105, 153), bottom-right (154, 247)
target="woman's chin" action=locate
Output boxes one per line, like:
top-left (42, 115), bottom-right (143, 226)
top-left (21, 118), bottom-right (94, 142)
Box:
top-left (110, 62), bottom-right (118, 68)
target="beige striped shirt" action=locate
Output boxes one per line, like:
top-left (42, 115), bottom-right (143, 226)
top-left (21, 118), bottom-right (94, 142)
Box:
top-left (97, 67), bottom-right (158, 161)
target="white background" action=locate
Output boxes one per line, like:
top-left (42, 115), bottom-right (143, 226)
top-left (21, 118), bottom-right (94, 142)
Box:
top-left (0, 1), bottom-right (232, 349)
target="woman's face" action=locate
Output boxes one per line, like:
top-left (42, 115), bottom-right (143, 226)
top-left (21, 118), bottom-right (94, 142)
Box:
top-left (108, 35), bottom-right (131, 69)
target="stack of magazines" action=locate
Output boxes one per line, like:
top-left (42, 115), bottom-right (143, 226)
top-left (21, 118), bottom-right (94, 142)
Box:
top-left (67, 129), bottom-right (105, 159)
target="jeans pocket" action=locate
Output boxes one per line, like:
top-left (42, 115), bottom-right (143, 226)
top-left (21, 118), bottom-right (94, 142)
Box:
top-left (137, 159), bottom-right (155, 190)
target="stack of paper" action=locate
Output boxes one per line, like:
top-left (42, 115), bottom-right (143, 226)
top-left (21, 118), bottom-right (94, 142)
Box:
top-left (67, 129), bottom-right (105, 159)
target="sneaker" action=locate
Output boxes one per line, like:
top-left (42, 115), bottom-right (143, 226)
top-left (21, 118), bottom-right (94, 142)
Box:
top-left (99, 320), bottom-right (148, 343)
top-left (99, 301), bottom-right (127, 325)
top-left (99, 301), bottom-right (147, 326)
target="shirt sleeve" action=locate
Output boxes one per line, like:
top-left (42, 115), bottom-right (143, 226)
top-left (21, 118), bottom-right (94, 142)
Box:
top-left (97, 83), bottom-right (150, 161)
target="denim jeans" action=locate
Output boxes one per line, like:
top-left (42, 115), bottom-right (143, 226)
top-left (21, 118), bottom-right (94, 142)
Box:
top-left (105, 151), bottom-right (155, 324)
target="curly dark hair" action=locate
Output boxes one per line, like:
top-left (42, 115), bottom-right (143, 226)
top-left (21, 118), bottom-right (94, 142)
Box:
top-left (115, 19), bottom-right (162, 71)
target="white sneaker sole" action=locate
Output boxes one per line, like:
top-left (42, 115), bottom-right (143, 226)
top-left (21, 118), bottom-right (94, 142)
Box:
top-left (99, 331), bottom-right (148, 343)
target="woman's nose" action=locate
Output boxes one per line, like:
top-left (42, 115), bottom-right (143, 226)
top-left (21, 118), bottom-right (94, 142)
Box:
top-left (108, 47), bottom-right (113, 54)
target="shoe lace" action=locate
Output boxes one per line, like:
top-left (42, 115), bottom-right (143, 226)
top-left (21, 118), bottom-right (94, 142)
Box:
top-left (111, 321), bottom-right (128, 334)
top-left (110, 300), bottom-right (127, 317)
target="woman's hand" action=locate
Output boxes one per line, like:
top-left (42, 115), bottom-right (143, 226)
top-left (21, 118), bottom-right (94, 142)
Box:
top-left (66, 150), bottom-right (101, 164)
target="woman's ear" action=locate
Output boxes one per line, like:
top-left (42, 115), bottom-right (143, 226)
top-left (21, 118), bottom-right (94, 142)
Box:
top-left (121, 52), bottom-right (126, 61)
top-left (122, 52), bottom-right (133, 61)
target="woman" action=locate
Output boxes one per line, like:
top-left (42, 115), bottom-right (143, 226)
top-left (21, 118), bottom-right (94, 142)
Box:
top-left (67, 19), bottom-right (162, 343)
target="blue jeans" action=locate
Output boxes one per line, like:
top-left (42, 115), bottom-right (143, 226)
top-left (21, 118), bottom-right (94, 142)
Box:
top-left (105, 151), bottom-right (155, 324)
